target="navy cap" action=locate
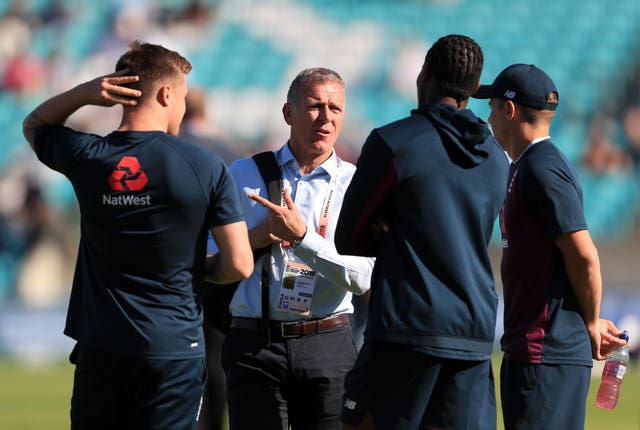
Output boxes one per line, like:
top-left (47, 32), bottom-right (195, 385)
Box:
top-left (472, 64), bottom-right (559, 110)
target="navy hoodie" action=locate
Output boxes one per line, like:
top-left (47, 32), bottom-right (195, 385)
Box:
top-left (335, 104), bottom-right (509, 360)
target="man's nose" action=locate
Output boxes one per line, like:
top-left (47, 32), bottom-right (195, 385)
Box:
top-left (318, 105), bottom-right (333, 122)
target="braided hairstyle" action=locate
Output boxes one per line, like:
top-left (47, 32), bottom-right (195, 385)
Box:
top-left (425, 34), bottom-right (483, 105)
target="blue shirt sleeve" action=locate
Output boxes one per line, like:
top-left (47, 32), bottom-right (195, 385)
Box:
top-left (520, 148), bottom-right (587, 239)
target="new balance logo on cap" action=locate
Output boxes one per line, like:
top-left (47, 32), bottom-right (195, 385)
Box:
top-left (344, 398), bottom-right (357, 410)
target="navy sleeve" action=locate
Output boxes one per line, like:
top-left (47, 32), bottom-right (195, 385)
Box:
top-left (207, 159), bottom-right (245, 228)
top-left (520, 155), bottom-right (587, 239)
top-left (335, 129), bottom-right (396, 256)
top-left (34, 125), bottom-right (98, 175)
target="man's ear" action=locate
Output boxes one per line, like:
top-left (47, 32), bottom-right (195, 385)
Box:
top-left (505, 100), bottom-right (517, 120)
top-left (157, 85), bottom-right (171, 107)
top-left (282, 102), bottom-right (293, 126)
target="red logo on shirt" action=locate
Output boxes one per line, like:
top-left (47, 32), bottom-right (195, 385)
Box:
top-left (108, 156), bottom-right (148, 191)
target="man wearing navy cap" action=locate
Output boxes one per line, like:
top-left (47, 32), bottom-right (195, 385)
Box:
top-left (473, 63), bottom-right (626, 429)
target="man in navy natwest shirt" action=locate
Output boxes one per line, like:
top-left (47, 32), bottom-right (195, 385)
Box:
top-left (22, 41), bottom-right (253, 430)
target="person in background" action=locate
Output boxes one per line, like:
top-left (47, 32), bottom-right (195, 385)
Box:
top-left (580, 113), bottom-right (632, 175)
top-left (179, 87), bottom-right (244, 165)
top-left (22, 40), bottom-right (253, 430)
top-left (335, 34), bottom-right (509, 430)
top-left (214, 67), bottom-right (374, 430)
top-left (179, 87), bottom-right (243, 430)
top-left (472, 63), bottom-right (626, 430)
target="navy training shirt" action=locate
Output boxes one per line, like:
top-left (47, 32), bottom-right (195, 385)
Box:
top-left (34, 125), bottom-right (244, 358)
top-left (500, 139), bottom-right (592, 366)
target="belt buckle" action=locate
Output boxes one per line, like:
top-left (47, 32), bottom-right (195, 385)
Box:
top-left (280, 322), bottom-right (298, 338)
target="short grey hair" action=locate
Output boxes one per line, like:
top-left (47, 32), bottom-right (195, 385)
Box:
top-left (286, 68), bottom-right (345, 105)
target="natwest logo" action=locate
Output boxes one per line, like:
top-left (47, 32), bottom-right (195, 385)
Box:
top-left (108, 156), bottom-right (148, 191)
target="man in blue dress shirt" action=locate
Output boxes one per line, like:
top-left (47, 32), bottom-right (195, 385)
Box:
top-left (213, 67), bottom-right (374, 430)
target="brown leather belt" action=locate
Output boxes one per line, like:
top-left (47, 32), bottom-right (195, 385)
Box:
top-left (230, 313), bottom-right (352, 338)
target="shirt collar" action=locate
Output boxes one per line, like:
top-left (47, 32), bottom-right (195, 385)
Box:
top-left (278, 141), bottom-right (340, 177)
top-left (513, 135), bottom-right (550, 164)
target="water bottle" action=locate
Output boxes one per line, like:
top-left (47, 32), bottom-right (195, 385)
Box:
top-left (596, 330), bottom-right (630, 410)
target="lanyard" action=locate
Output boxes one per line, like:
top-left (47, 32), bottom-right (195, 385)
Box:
top-left (316, 173), bottom-right (339, 239)
top-left (282, 171), bottom-right (339, 247)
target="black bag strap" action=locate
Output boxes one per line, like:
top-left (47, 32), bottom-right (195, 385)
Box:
top-left (252, 151), bottom-right (282, 206)
top-left (251, 151), bottom-right (283, 345)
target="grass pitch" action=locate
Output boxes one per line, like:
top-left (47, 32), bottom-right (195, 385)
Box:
top-left (0, 355), bottom-right (638, 429)
top-left (0, 358), bottom-right (73, 430)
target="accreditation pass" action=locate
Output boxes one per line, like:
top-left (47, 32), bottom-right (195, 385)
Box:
top-left (277, 259), bottom-right (317, 315)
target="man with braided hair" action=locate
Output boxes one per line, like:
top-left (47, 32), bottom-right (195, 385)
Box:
top-left (335, 34), bottom-right (509, 429)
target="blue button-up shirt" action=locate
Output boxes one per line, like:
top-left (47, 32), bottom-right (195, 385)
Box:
top-left (209, 143), bottom-right (373, 321)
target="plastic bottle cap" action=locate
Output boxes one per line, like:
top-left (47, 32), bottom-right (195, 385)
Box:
top-left (620, 330), bottom-right (629, 343)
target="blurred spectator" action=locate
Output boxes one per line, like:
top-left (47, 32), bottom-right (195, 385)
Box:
top-left (14, 177), bottom-right (75, 308)
top-left (580, 114), bottom-right (633, 175)
top-left (618, 62), bottom-right (640, 170)
top-left (0, 167), bottom-right (34, 300)
top-left (179, 87), bottom-right (246, 164)
top-left (160, 0), bottom-right (222, 56)
top-left (0, 1), bottom-right (32, 79)
top-left (162, 0), bottom-right (216, 29)
top-left (0, 167), bottom-right (75, 305)
top-left (0, 0), bottom-right (72, 97)
top-left (1, 50), bottom-right (48, 95)
top-left (39, 0), bottom-right (70, 28)
top-left (179, 86), bottom-right (243, 430)
top-left (622, 104), bottom-right (640, 169)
